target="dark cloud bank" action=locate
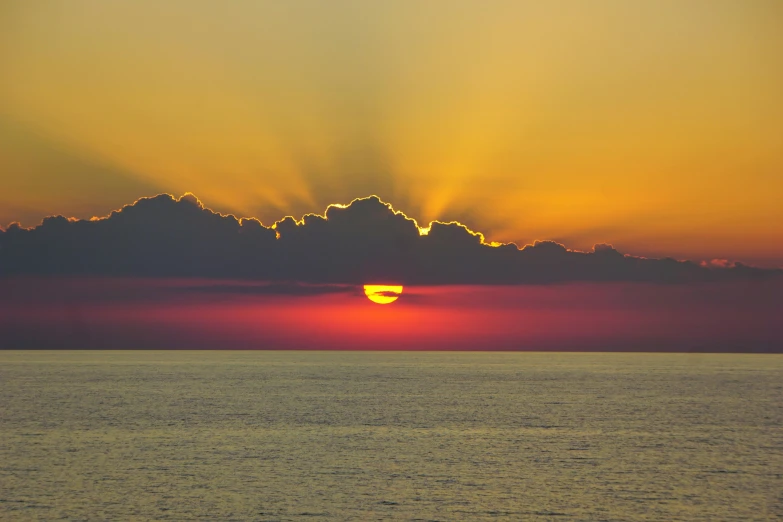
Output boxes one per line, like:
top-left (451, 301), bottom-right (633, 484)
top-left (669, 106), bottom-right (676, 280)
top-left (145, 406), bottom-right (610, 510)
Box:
top-left (1, 193), bottom-right (780, 284)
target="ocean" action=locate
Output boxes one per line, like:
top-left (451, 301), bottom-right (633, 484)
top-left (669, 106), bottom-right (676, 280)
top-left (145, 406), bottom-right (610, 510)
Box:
top-left (1, 351), bottom-right (781, 520)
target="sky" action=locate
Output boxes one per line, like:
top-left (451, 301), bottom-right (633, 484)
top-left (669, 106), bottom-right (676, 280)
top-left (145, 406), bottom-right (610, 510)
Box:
top-left (1, 2), bottom-right (781, 352)
top-left (1, 278), bottom-right (780, 351)
top-left (1, 0), bottom-right (782, 267)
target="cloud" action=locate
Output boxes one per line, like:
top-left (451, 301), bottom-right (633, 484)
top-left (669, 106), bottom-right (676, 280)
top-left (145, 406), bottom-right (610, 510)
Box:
top-left (181, 281), bottom-right (357, 296)
top-left (701, 258), bottom-right (736, 269)
top-left (1, 193), bottom-right (780, 284)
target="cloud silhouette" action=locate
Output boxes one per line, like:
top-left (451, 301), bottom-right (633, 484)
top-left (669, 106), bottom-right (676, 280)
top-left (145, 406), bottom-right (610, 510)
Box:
top-left (181, 281), bottom-right (357, 296)
top-left (1, 193), bottom-right (780, 284)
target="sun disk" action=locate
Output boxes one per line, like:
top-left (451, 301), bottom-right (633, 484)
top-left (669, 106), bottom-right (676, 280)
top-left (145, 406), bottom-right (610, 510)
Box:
top-left (363, 285), bottom-right (403, 304)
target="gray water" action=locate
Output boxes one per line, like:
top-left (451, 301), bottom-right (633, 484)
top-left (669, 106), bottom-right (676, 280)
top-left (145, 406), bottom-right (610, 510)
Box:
top-left (1, 351), bottom-right (781, 521)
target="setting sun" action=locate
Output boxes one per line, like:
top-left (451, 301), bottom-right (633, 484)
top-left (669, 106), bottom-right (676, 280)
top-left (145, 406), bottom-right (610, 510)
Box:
top-left (363, 285), bottom-right (403, 305)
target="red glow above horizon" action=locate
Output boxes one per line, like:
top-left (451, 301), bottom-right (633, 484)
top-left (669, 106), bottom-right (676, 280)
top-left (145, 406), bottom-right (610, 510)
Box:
top-left (0, 278), bottom-right (780, 351)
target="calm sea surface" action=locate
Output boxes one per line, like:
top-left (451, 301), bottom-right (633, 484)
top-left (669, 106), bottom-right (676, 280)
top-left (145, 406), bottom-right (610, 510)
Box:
top-left (1, 351), bottom-right (781, 521)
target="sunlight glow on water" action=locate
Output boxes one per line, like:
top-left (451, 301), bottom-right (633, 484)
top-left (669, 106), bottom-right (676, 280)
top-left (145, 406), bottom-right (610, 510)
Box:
top-left (1, 351), bottom-right (781, 520)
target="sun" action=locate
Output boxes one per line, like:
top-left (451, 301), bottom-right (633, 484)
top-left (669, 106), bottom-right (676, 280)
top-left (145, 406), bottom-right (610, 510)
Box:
top-left (363, 285), bottom-right (403, 304)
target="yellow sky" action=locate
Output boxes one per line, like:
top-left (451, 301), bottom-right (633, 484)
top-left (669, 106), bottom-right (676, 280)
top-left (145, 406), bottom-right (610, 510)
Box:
top-left (1, 1), bottom-right (781, 265)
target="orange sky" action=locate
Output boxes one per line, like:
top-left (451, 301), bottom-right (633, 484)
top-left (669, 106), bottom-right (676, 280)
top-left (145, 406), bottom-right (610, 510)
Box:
top-left (1, 1), bottom-right (782, 266)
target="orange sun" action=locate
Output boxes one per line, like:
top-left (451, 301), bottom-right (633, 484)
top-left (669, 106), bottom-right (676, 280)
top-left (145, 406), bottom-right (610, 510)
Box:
top-left (363, 285), bottom-right (403, 304)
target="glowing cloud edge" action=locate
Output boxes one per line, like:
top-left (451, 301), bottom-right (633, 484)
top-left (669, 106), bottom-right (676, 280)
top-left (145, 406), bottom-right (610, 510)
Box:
top-left (0, 192), bottom-right (780, 284)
